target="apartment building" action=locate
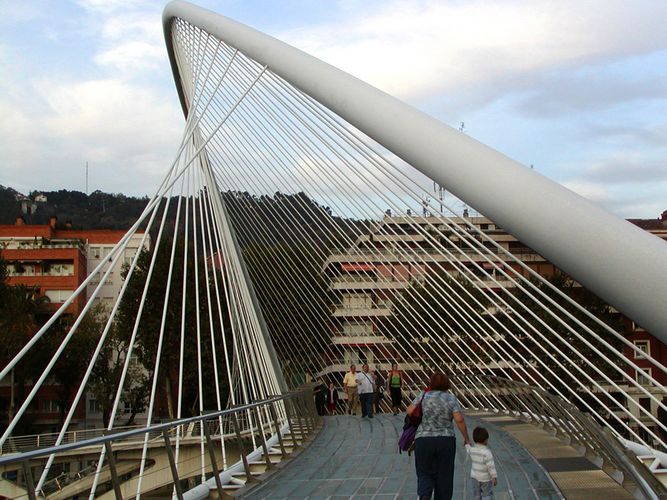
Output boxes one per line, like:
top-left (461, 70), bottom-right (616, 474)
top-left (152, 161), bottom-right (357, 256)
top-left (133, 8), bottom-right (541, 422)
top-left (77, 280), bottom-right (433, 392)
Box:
top-left (58, 228), bottom-right (148, 310)
top-left (0, 216), bottom-right (149, 312)
top-left (0, 216), bottom-right (88, 315)
top-left (322, 210), bottom-right (667, 429)
top-left (0, 216), bottom-right (149, 431)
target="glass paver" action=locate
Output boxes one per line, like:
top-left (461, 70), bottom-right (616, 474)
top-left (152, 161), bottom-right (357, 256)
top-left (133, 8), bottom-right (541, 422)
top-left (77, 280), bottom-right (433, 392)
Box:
top-left (244, 413), bottom-right (562, 499)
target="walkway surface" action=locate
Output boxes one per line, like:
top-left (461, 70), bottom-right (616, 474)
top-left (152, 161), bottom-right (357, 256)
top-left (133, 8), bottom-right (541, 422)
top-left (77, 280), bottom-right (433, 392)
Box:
top-left (242, 413), bottom-right (564, 499)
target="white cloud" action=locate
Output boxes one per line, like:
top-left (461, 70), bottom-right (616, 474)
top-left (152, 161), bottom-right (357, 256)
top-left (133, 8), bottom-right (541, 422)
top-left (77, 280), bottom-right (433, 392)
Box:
top-left (581, 156), bottom-right (667, 185)
top-left (561, 180), bottom-right (611, 205)
top-left (95, 41), bottom-right (165, 72)
top-left (281, 0), bottom-right (667, 103)
top-left (75, 0), bottom-right (149, 15)
top-left (1, 75), bottom-right (182, 195)
top-left (1, 0), bottom-right (666, 221)
top-left (101, 12), bottom-right (163, 41)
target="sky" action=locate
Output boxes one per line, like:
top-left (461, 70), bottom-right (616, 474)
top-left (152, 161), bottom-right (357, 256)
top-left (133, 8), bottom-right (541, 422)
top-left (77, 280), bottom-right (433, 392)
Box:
top-left (1, 0), bottom-right (666, 218)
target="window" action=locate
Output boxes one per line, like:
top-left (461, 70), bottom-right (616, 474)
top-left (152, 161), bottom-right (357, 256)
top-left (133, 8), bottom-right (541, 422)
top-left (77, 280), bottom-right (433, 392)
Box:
top-left (376, 298), bottom-right (393, 309)
top-left (121, 402), bottom-right (135, 414)
top-left (90, 246), bottom-right (102, 259)
top-left (9, 263), bottom-right (35, 276)
top-left (638, 397), bottom-right (651, 414)
top-left (636, 367), bottom-right (652, 386)
top-left (43, 400), bottom-right (60, 413)
top-left (46, 262), bottom-right (74, 276)
top-left (88, 399), bottom-right (101, 413)
top-left (342, 322), bottom-right (373, 335)
top-left (342, 294), bottom-right (372, 309)
top-left (634, 340), bottom-right (650, 359)
top-left (44, 289), bottom-right (74, 303)
top-left (123, 250), bottom-right (136, 265)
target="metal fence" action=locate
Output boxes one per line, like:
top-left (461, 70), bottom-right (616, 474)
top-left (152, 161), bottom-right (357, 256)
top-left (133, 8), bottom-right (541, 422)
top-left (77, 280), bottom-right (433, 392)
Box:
top-left (0, 387), bottom-right (319, 500)
top-left (449, 374), bottom-right (666, 498)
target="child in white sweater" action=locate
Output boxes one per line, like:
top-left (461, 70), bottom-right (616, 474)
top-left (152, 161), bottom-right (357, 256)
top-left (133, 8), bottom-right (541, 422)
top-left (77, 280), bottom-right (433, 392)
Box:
top-left (467, 427), bottom-right (497, 500)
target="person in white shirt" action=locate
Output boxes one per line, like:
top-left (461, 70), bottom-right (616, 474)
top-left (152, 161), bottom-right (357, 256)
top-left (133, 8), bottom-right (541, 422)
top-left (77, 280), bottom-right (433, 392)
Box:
top-left (467, 427), bottom-right (497, 500)
top-left (342, 365), bottom-right (359, 415)
top-left (355, 364), bottom-right (376, 418)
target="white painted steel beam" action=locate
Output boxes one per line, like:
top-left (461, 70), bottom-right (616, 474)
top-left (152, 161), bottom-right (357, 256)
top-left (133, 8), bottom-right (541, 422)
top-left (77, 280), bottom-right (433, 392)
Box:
top-left (163, 0), bottom-right (667, 343)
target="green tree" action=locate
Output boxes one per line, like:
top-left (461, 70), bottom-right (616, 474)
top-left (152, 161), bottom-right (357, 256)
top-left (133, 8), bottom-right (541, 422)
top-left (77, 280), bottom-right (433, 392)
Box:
top-left (243, 242), bottom-right (331, 386)
top-left (116, 238), bottom-right (230, 419)
top-left (88, 317), bottom-right (149, 427)
top-left (0, 256), bottom-right (51, 432)
top-left (383, 272), bottom-right (492, 374)
top-left (498, 272), bottom-right (629, 397)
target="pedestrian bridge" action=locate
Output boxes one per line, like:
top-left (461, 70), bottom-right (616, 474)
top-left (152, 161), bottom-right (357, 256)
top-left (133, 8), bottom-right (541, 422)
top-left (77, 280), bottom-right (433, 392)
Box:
top-left (2, 0), bottom-right (667, 498)
top-left (0, 389), bottom-right (657, 499)
top-left (242, 413), bottom-right (623, 500)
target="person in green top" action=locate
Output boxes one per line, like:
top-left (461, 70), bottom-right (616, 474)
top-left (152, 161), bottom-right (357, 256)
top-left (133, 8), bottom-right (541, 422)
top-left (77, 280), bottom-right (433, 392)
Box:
top-left (387, 363), bottom-right (403, 415)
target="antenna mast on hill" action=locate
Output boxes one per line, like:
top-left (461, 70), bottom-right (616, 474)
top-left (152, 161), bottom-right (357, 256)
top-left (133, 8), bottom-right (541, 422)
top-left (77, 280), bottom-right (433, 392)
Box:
top-left (85, 161), bottom-right (89, 195)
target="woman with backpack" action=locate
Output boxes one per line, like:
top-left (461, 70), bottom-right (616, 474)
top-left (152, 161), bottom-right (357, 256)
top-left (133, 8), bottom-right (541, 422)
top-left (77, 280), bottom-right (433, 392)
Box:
top-left (407, 371), bottom-right (470, 500)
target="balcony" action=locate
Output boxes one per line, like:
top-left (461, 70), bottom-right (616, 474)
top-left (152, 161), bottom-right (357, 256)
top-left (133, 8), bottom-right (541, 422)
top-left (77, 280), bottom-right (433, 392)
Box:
top-left (15, 239), bottom-right (87, 251)
top-left (316, 359), bottom-right (424, 376)
top-left (332, 306), bottom-right (392, 317)
top-left (331, 335), bottom-right (394, 345)
top-left (329, 279), bottom-right (409, 291)
top-left (322, 246), bottom-right (547, 272)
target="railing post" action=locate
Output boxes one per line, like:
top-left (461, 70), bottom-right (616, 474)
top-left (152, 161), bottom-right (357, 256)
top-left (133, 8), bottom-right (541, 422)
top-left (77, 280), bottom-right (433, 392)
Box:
top-left (202, 418), bottom-right (224, 496)
top-left (231, 411), bottom-right (256, 483)
top-left (283, 396), bottom-right (301, 450)
top-left (103, 440), bottom-right (124, 500)
top-left (21, 461), bottom-right (37, 500)
top-left (269, 401), bottom-right (287, 458)
top-left (252, 406), bottom-right (273, 470)
top-left (162, 429), bottom-right (184, 500)
top-left (305, 389), bottom-right (319, 429)
top-left (295, 393), bottom-right (311, 434)
top-left (298, 392), bottom-right (314, 433)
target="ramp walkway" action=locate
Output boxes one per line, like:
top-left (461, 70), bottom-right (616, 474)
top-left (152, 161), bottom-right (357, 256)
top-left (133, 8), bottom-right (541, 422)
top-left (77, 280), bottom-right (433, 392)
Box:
top-left (240, 413), bottom-right (559, 499)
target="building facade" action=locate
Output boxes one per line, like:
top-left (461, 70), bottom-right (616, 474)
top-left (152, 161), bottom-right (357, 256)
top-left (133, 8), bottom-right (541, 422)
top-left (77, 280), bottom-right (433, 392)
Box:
top-left (322, 210), bottom-right (667, 430)
top-left (0, 216), bottom-right (150, 432)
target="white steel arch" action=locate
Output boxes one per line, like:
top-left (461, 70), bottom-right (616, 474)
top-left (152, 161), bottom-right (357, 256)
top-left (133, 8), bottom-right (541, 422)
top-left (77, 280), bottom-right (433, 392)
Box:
top-left (163, 0), bottom-right (667, 343)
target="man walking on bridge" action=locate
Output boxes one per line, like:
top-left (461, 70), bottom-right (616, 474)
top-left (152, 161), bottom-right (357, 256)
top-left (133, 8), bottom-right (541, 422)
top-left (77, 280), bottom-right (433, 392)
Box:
top-left (343, 364), bottom-right (359, 415)
top-left (357, 364), bottom-right (376, 418)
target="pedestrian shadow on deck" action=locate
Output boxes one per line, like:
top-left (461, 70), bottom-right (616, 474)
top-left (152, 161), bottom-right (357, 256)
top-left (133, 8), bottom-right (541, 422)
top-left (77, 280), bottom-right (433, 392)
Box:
top-left (241, 413), bottom-right (562, 499)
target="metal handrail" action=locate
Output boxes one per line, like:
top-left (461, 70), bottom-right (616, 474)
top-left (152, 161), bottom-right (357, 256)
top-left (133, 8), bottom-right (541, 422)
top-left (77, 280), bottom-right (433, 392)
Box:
top-left (447, 374), bottom-right (666, 498)
top-left (0, 388), bottom-right (318, 500)
top-left (0, 424), bottom-right (148, 456)
top-left (0, 392), bottom-right (301, 466)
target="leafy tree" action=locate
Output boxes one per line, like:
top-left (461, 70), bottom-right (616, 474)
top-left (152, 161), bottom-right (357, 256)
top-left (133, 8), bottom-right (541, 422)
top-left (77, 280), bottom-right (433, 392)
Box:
top-left (88, 315), bottom-right (149, 427)
top-left (497, 272), bottom-right (630, 398)
top-left (116, 237), bottom-right (231, 419)
top-left (382, 272), bottom-right (493, 375)
top-left (243, 242), bottom-right (332, 386)
top-left (0, 256), bottom-right (51, 433)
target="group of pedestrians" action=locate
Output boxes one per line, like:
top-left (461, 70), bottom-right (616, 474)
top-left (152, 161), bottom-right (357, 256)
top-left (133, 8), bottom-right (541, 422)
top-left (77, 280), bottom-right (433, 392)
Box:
top-left (342, 363), bottom-right (404, 418)
top-left (314, 368), bottom-right (498, 499)
top-left (313, 363), bottom-right (404, 417)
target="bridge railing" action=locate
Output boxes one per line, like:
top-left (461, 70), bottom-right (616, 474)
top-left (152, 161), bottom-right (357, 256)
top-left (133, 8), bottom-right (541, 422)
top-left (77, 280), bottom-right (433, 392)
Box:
top-left (0, 387), bottom-right (318, 500)
top-left (1, 426), bottom-right (134, 456)
top-left (448, 374), bottom-right (667, 498)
